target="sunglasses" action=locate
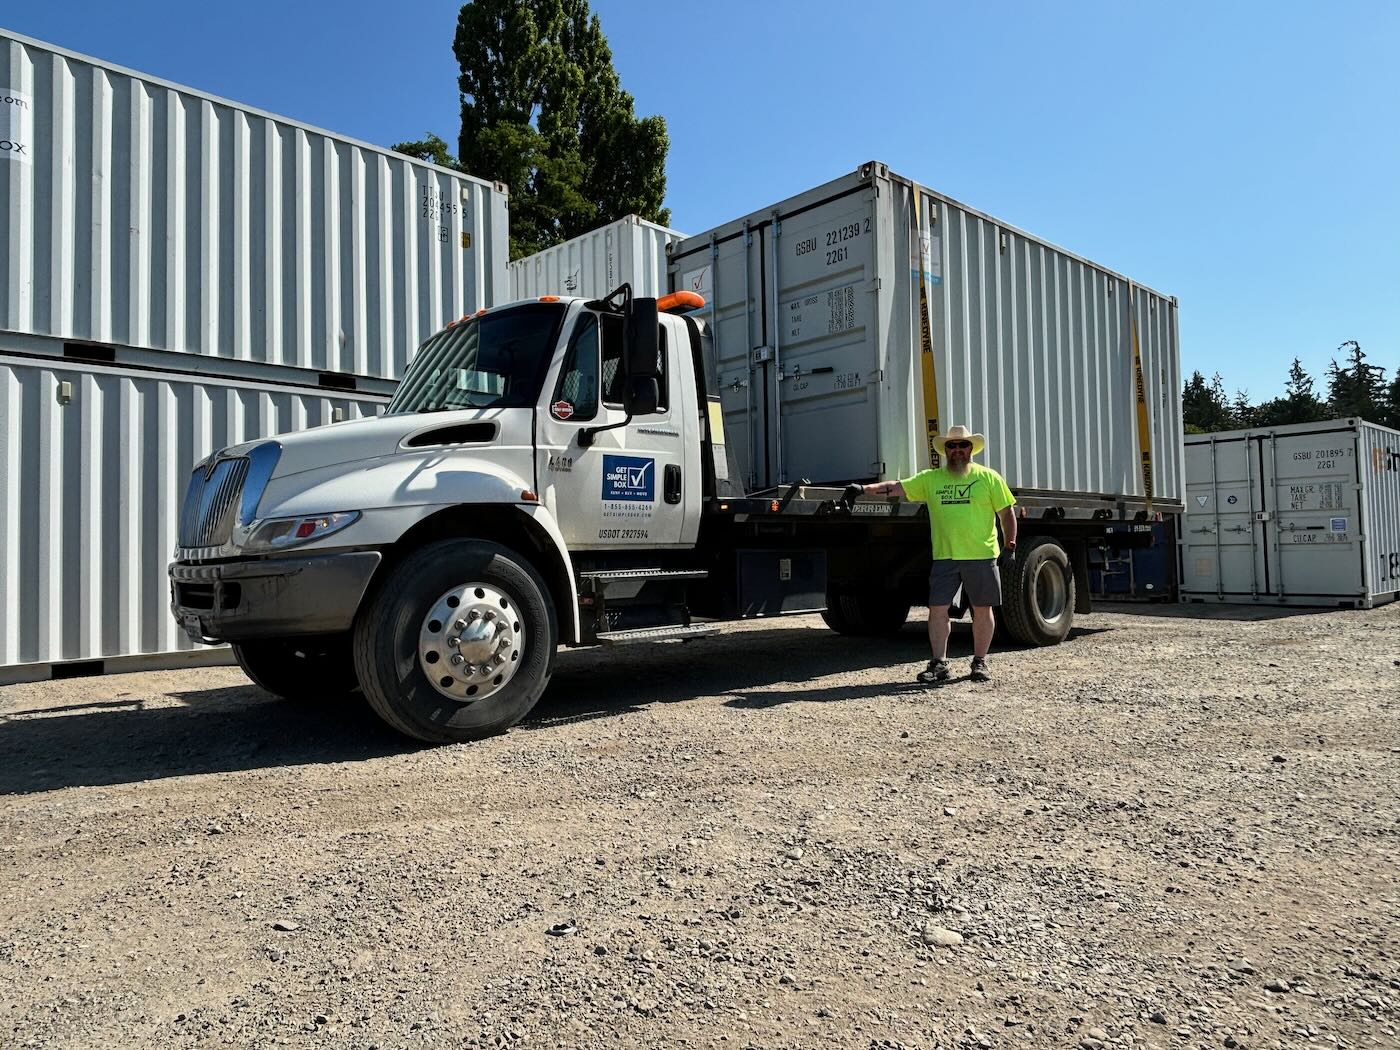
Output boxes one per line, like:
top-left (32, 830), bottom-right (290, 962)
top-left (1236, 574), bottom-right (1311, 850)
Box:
top-left (944, 441), bottom-right (973, 450)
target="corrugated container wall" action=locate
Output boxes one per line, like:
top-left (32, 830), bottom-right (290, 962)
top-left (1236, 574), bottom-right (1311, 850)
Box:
top-left (1181, 419), bottom-right (1400, 608)
top-left (669, 162), bottom-right (1183, 509)
top-left (0, 356), bottom-right (388, 679)
top-left (508, 215), bottom-right (684, 301)
top-left (1, 31), bottom-right (509, 381)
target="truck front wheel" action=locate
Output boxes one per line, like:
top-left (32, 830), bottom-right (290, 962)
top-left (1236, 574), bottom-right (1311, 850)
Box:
top-left (353, 539), bottom-right (556, 744)
top-left (233, 635), bottom-right (359, 701)
top-left (1000, 537), bottom-right (1075, 646)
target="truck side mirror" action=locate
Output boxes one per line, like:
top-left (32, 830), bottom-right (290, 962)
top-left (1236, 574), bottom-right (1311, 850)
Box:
top-left (623, 376), bottom-right (660, 416)
top-left (623, 296), bottom-right (661, 380)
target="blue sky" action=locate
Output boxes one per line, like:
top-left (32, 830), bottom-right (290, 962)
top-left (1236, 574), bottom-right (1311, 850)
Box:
top-left (7, 1), bottom-right (1397, 399)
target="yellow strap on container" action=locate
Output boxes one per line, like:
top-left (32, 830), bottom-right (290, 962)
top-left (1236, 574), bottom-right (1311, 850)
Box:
top-left (912, 184), bottom-right (941, 469)
top-left (1129, 284), bottom-right (1154, 513)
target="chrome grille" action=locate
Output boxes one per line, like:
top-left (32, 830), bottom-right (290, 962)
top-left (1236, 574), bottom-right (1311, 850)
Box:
top-left (178, 457), bottom-right (250, 548)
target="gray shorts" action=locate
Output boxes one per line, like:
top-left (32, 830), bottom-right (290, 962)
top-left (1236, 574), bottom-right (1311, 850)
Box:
top-left (929, 559), bottom-right (1002, 608)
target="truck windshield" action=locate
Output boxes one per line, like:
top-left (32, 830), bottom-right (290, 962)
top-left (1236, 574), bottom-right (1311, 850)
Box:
top-left (386, 303), bottom-right (566, 415)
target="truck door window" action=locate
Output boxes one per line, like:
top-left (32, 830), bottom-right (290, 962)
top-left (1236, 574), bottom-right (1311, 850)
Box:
top-left (600, 314), bottom-right (669, 411)
top-left (553, 316), bottom-right (601, 420)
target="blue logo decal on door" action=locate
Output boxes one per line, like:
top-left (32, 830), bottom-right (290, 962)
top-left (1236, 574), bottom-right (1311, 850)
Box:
top-left (602, 455), bottom-right (655, 501)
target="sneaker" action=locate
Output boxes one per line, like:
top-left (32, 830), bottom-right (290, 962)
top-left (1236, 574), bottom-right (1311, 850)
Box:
top-left (969, 657), bottom-right (991, 683)
top-left (917, 659), bottom-right (951, 684)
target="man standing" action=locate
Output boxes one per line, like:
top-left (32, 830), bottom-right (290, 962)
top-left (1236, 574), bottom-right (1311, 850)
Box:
top-left (853, 425), bottom-right (1017, 683)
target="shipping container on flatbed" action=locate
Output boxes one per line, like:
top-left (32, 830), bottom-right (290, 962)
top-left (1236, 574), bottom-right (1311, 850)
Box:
top-left (0, 355), bottom-right (389, 681)
top-left (1181, 418), bottom-right (1400, 608)
top-left (508, 214), bottom-right (684, 302)
top-left (670, 162), bottom-right (1183, 512)
top-left (1, 30), bottom-right (509, 381)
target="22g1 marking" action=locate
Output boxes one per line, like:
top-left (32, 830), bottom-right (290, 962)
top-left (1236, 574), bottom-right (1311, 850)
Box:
top-left (823, 218), bottom-right (868, 266)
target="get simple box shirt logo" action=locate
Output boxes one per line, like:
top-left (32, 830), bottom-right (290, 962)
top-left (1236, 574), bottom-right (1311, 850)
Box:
top-left (900, 463), bottom-right (1016, 560)
top-left (602, 455), bottom-right (655, 501)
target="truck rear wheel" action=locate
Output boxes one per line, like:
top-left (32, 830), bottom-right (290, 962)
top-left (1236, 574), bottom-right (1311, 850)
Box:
top-left (233, 635), bottom-right (359, 701)
top-left (821, 588), bottom-right (911, 637)
top-left (353, 539), bottom-right (556, 744)
top-left (1001, 537), bottom-right (1075, 646)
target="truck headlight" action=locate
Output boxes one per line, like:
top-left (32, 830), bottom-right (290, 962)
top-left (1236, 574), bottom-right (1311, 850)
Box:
top-left (243, 511), bottom-right (361, 552)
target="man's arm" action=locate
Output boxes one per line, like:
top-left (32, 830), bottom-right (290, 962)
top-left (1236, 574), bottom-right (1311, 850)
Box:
top-left (862, 479), bottom-right (906, 499)
top-left (997, 505), bottom-right (1018, 550)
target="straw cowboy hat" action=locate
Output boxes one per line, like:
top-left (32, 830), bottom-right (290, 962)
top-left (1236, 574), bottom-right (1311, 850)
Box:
top-left (933, 424), bottom-right (986, 456)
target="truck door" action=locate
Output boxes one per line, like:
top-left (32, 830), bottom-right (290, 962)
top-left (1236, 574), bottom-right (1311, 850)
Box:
top-left (535, 309), bottom-right (696, 550)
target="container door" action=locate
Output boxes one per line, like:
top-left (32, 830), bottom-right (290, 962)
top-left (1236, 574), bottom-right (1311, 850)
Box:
top-left (1181, 436), bottom-right (1263, 599)
top-left (1258, 429), bottom-right (1364, 602)
top-left (761, 195), bottom-right (881, 487)
top-left (677, 231), bottom-right (766, 492)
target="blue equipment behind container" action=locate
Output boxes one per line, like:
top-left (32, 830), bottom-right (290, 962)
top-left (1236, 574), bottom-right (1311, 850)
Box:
top-left (1087, 522), bottom-right (1174, 601)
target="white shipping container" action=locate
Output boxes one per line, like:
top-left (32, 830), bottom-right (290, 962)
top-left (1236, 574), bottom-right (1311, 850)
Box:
top-left (508, 214), bottom-right (684, 301)
top-left (1181, 418), bottom-right (1400, 608)
top-left (0, 355), bottom-right (388, 680)
top-left (1, 30), bottom-right (509, 380)
top-left (670, 162), bottom-right (1183, 510)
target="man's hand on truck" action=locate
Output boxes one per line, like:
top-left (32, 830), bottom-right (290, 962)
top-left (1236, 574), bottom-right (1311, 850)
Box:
top-left (839, 479), bottom-right (907, 512)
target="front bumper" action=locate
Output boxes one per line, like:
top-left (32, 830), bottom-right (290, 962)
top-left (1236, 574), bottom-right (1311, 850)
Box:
top-left (169, 550), bottom-right (382, 643)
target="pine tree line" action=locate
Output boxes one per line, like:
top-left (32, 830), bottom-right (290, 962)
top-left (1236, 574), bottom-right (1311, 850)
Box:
top-left (1184, 342), bottom-right (1400, 433)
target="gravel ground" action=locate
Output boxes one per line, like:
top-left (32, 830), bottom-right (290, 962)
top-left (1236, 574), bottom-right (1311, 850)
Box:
top-left (1, 602), bottom-right (1397, 1050)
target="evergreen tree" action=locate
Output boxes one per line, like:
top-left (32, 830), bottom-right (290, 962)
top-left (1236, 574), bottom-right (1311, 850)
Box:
top-left (1182, 371), bottom-right (1235, 433)
top-left (443, 0), bottom-right (671, 259)
top-left (1382, 366), bottom-right (1400, 430)
top-left (1327, 341), bottom-right (1386, 420)
top-left (1230, 389), bottom-right (1255, 430)
top-left (1253, 358), bottom-right (1331, 426)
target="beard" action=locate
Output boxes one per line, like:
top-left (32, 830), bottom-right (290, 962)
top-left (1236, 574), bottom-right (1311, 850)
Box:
top-left (946, 457), bottom-right (971, 476)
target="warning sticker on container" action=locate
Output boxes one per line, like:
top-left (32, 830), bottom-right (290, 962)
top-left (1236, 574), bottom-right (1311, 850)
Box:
top-left (1193, 558), bottom-right (1213, 577)
top-left (1195, 495), bottom-right (1209, 507)
top-left (2, 89), bottom-right (33, 164)
top-left (909, 231), bottom-right (941, 284)
top-left (1330, 517), bottom-right (1348, 533)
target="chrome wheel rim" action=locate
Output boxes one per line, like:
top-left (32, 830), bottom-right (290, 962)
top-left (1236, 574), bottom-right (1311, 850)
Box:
top-left (1032, 560), bottom-right (1068, 624)
top-left (418, 582), bottom-right (525, 702)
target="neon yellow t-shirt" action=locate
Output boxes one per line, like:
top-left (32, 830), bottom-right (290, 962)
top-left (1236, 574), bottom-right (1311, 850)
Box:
top-left (900, 463), bottom-right (1016, 560)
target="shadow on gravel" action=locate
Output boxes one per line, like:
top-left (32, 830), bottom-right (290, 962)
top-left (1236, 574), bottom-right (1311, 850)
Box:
top-left (0, 621), bottom-right (1109, 794)
top-left (0, 684), bottom-right (414, 796)
top-left (1093, 600), bottom-right (1354, 622)
top-left (525, 622), bottom-right (1109, 729)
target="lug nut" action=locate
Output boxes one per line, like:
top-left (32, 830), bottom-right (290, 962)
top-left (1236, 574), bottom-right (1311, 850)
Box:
top-left (483, 610), bottom-right (496, 622)
top-left (454, 619), bottom-right (467, 631)
top-left (467, 610), bottom-right (481, 623)
top-left (448, 636), bottom-right (461, 647)
top-left (450, 654), bottom-right (464, 666)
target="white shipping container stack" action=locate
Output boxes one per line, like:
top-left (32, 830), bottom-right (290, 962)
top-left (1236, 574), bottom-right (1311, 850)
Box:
top-left (1181, 418), bottom-right (1400, 608)
top-left (508, 214), bottom-right (684, 301)
top-left (0, 30), bottom-right (511, 681)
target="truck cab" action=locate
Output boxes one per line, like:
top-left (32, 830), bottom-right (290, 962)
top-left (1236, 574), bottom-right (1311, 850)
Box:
top-left (170, 289), bottom-right (738, 742)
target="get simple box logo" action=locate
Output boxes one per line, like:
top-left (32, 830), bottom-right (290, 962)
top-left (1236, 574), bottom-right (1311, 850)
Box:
top-left (602, 455), bottom-right (654, 501)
